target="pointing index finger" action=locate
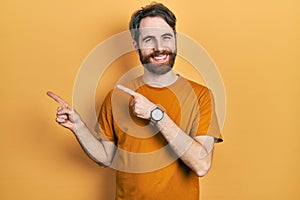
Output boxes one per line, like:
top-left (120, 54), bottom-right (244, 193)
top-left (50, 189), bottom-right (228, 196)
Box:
top-left (46, 91), bottom-right (70, 108)
top-left (117, 84), bottom-right (136, 96)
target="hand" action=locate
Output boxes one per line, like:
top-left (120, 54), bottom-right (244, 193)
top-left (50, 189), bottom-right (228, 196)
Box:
top-left (117, 85), bottom-right (156, 119)
top-left (46, 91), bottom-right (82, 132)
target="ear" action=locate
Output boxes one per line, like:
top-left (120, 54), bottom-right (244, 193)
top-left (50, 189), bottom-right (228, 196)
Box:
top-left (133, 40), bottom-right (139, 53)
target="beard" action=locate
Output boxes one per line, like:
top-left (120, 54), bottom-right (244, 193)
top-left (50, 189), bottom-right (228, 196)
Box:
top-left (138, 49), bottom-right (177, 75)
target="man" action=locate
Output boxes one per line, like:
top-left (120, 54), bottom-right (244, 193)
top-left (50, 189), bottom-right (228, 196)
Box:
top-left (47, 3), bottom-right (222, 200)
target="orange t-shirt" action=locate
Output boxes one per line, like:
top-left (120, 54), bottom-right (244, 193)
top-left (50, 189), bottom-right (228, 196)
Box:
top-left (98, 75), bottom-right (222, 200)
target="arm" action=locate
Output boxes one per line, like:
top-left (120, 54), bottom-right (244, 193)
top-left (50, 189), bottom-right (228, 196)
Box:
top-left (47, 91), bottom-right (116, 167)
top-left (156, 114), bottom-right (215, 177)
top-left (117, 85), bottom-right (215, 177)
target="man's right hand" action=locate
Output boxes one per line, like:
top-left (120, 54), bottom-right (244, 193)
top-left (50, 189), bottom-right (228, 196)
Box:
top-left (46, 91), bottom-right (116, 167)
top-left (46, 91), bottom-right (81, 132)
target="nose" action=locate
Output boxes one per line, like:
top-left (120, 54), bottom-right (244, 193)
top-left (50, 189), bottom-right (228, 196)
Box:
top-left (153, 39), bottom-right (164, 51)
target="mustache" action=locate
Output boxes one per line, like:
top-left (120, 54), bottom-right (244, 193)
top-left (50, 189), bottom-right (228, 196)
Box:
top-left (149, 50), bottom-right (175, 58)
top-left (138, 49), bottom-right (177, 66)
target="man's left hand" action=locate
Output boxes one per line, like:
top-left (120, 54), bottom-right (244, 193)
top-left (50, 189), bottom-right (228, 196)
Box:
top-left (117, 84), bottom-right (156, 119)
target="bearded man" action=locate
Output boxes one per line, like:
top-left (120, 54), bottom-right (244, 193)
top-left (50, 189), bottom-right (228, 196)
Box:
top-left (48, 3), bottom-right (222, 200)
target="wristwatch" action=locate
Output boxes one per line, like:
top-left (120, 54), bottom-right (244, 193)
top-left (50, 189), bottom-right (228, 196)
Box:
top-left (150, 107), bottom-right (164, 123)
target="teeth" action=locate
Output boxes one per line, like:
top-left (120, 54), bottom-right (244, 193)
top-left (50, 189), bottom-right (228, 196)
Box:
top-left (154, 54), bottom-right (167, 60)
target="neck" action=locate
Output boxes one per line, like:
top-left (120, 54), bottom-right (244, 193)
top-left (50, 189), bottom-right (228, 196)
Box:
top-left (142, 69), bottom-right (178, 88)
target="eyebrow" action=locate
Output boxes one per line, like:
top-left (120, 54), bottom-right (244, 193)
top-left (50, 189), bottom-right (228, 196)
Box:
top-left (141, 33), bottom-right (174, 42)
top-left (161, 33), bottom-right (174, 38)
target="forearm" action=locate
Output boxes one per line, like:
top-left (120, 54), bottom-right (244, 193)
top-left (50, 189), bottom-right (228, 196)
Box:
top-left (47, 91), bottom-right (115, 167)
top-left (72, 121), bottom-right (115, 166)
top-left (156, 114), bottom-right (213, 176)
top-left (115, 85), bottom-right (215, 175)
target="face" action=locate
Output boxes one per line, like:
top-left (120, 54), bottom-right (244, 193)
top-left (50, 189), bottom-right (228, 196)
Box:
top-left (136, 17), bottom-right (177, 75)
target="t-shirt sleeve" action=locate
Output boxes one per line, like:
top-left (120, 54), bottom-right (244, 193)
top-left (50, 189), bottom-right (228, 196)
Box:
top-left (97, 90), bottom-right (115, 142)
top-left (193, 87), bottom-right (223, 143)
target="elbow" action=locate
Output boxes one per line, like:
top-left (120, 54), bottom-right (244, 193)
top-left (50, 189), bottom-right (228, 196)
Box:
top-left (99, 163), bottom-right (109, 168)
top-left (195, 168), bottom-right (209, 177)
top-left (93, 155), bottom-right (112, 168)
top-left (195, 161), bottom-right (212, 177)
top-left (97, 159), bottom-right (112, 168)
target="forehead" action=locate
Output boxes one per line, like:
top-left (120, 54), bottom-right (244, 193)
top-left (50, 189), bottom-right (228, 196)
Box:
top-left (139, 16), bottom-right (173, 37)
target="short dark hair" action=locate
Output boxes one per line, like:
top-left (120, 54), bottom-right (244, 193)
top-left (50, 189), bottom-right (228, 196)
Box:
top-left (129, 2), bottom-right (177, 44)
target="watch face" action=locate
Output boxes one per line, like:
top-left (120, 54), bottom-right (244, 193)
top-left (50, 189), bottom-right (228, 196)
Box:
top-left (151, 108), bottom-right (164, 121)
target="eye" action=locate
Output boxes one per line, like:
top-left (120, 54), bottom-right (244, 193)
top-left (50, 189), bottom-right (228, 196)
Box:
top-left (144, 37), bottom-right (153, 43)
top-left (163, 34), bottom-right (173, 40)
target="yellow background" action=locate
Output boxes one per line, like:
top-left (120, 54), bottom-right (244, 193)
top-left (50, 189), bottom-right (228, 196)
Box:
top-left (1, 0), bottom-right (299, 199)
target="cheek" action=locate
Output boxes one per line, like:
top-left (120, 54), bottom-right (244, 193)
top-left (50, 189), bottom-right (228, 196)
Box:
top-left (139, 48), bottom-right (153, 57)
top-left (166, 42), bottom-right (176, 51)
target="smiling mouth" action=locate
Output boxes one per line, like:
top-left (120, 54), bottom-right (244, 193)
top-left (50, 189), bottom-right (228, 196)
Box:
top-left (151, 54), bottom-right (169, 63)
